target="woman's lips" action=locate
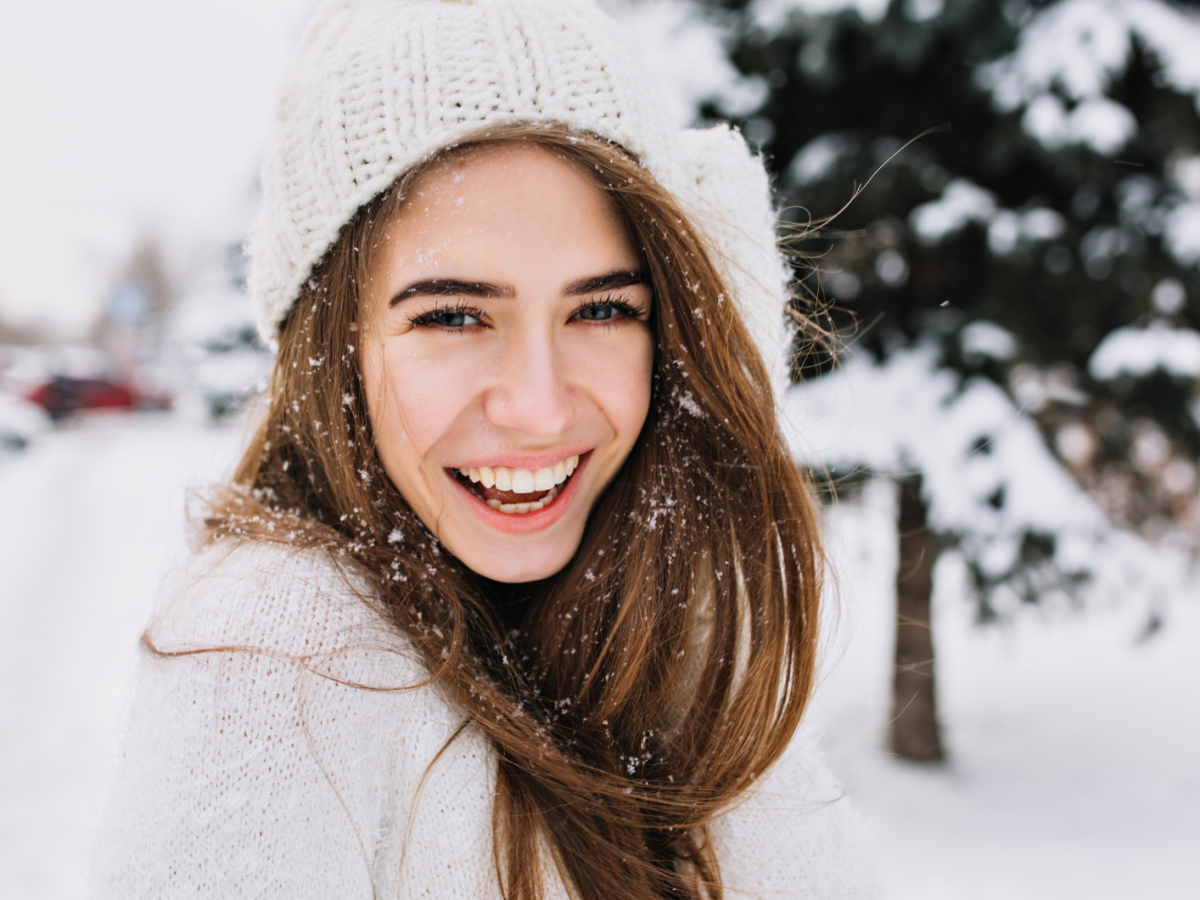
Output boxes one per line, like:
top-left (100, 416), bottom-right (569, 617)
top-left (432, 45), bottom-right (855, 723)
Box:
top-left (452, 454), bottom-right (580, 513)
top-left (445, 452), bottom-right (591, 533)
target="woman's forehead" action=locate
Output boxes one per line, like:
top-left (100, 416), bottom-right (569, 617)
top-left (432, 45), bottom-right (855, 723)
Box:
top-left (406, 141), bottom-right (601, 211)
top-left (361, 141), bottom-right (641, 307)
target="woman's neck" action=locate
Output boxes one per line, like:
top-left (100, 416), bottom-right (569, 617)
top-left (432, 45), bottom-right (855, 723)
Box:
top-left (478, 577), bottom-right (539, 635)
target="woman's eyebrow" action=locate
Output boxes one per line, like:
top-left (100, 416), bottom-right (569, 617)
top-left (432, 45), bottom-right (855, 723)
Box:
top-left (389, 278), bottom-right (513, 306)
top-left (563, 270), bottom-right (649, 295)
top-left (389, 271), bottom-right (647, 307)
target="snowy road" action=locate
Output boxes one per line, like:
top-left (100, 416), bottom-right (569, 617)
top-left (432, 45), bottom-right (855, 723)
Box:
top-left (0, 415), bottom-right (1196, 899)
top-left (0, 415), bottom-right (240, 900)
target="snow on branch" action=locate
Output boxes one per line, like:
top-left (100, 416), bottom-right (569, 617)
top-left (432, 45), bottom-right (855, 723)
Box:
top-left (781, 344), bottom-right (1189, 610)
top-left (978, 0), bottom-right (1200, 153)
top-left (908, 178), bottom-right (1066, 255)
top-left (1089, 323), bottom-right (1200, 381)
top-left (748, 0), bottom-right (891, 30)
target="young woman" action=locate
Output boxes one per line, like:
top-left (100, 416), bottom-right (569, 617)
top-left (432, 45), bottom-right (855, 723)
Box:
top-left (91, 1), bottom-right (879, 897)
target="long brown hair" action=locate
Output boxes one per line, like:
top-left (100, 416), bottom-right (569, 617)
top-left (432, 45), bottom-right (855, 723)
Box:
top-left (203, 123), bottom-right (823, 900)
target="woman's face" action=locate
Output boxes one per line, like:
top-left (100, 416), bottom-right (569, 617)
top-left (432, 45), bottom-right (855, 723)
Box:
top-left (360, 142), bottom-right (654, 583)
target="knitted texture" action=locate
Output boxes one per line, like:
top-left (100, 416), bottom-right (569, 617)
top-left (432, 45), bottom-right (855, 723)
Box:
top-left (249, 0), bottom-right (792, 392)
top-left (90, 540), bottom-right (881, 898)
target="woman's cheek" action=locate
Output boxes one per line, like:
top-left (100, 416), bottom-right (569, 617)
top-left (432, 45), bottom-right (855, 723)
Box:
top-left (379, 342), bottom-right (479, 452)
top-left (569, 326), bottom-right (654, 434)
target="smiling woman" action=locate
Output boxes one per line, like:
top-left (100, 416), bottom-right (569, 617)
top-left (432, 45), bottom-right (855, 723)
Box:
top-left (359, 142), bottom-right (655, 581)
top-left (88, 2), bottom-right (880, 899)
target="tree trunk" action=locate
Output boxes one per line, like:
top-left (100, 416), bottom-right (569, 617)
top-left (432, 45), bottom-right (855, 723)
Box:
top-left (889, 475), bottom-right (944, 762)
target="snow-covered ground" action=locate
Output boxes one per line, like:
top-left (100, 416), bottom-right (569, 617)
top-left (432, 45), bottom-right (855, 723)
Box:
top-left (0, 416), bottom-right (1195, 899)
top-left (815, 479), bottom-right (1199, 899)
top-left (0, 414), bottom-right (241, 900)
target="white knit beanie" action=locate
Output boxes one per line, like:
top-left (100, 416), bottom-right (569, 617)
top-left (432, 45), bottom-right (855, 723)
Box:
top-left (250, 0), bottom-right (792, 393)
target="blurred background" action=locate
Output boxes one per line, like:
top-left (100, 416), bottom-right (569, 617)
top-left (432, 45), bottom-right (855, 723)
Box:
top-left (1, 0), bottom-right (1196, 897)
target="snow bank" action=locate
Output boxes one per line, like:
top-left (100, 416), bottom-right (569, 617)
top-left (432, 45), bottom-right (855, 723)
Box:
top-left (817, 482), bottom-right (1200, 900)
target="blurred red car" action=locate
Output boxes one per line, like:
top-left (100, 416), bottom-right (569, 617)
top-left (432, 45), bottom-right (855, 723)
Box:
top-left (24, 377), bottom-right (171, 419)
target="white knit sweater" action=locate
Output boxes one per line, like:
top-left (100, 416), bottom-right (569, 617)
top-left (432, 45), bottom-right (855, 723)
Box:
top-left (90, 540), bottom-right (880, 898)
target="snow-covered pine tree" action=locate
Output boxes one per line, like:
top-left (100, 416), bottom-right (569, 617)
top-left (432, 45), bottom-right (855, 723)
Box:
top-left (661, 0), bottom-right (1200, 759)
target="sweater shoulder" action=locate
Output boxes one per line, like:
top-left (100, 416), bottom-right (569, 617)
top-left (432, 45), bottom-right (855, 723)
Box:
top-left (92, 539), bottom-right (448, 899)
top-left (711, 719), bottom-right (882, 897)
top-left (148, 538), bottom-right (416, 679)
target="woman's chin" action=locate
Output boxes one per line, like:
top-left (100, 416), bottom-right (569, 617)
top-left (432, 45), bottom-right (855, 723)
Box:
top-left (402, 478), bottom-right (590, 583)
top-left (423, 452), bottom-right (599, 582)
top-left (452, 535), bottom-right (581, 583)
top-left (436, 496), bottom-right (587, 583)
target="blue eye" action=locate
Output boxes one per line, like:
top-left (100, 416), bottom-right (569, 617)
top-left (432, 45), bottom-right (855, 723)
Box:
top-left (574, 296), bottom-right (644, 323)
top-left (412, 305), bottom-right (483, 329)
top-left (431, 309), bottom-right (479, 327)
top-left (577, 304), bottom-right (618, 321)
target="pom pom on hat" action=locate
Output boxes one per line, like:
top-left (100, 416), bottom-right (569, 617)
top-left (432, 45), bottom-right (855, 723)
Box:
top-left (249, 0), bottom-right (791, 391)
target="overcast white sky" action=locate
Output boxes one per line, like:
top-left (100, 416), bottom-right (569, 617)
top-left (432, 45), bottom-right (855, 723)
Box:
top-left (0, 0), bottom-right (313, 337)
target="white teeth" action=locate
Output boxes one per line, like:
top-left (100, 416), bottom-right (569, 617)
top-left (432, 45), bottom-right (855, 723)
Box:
top-left (505, 462), bottom-right (576, 494)
top-left (468, 456), bottom-right (579, 512)
top-left (491, 484), bottom-right (557, 514)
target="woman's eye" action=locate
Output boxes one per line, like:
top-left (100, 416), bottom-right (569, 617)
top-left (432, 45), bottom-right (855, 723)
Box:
top-left (574, 299), bottom-right (640, 323)
top-left (415, 307), bottom-right (482, 329)
top-left (577, 304), bottom-right (618, 321)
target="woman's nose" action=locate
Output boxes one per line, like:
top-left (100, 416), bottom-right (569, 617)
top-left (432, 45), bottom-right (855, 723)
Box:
top-left (483, 326), bottom-right (577, 438)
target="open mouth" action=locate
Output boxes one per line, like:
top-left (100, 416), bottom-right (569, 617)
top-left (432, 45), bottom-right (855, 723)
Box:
top-left (451, 455), bottom-right (580, 515)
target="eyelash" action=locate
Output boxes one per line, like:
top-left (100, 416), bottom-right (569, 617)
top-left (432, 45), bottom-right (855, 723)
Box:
top-left (408, 301), bottom-right (484, 330)
top-left (573, 294), bottom-right (647, 325)
top-left (408, 295), bottom-right (647, 330)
